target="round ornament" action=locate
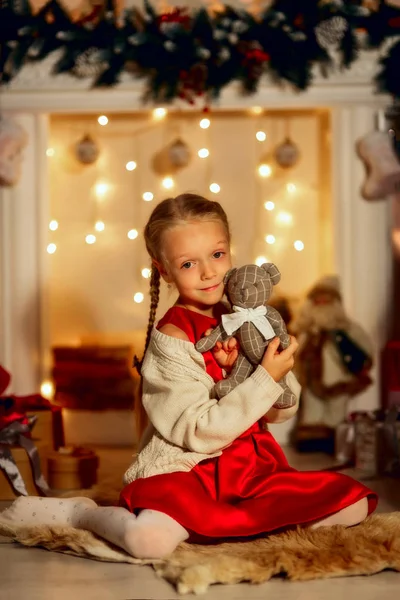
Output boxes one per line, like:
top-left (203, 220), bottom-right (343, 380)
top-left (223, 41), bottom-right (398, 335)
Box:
top-left (273, 137), bottom-right (300, 169)
top-left (74, 134), bottom-right (100, 165)
top-left (168, 138), bottom-right (191, 169)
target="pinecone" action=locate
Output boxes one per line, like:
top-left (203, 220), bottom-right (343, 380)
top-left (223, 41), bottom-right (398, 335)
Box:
top-left (315, 16), bottom-right (348, 50)
top-left (72, 48), bottom-right (107, 79)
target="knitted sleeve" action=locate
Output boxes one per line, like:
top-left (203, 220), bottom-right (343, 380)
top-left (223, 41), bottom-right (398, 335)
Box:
top-left (141, 345), bottom-right (287, 454)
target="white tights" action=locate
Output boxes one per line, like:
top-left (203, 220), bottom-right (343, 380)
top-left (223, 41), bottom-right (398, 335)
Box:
top-left (0, 495), bottom-right (369, 559)
top-left (0, 496), bottom-right (189, 559)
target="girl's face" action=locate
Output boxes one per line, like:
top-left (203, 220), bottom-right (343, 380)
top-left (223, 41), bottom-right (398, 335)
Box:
top-left (157, 219), bottom-right (232, 316)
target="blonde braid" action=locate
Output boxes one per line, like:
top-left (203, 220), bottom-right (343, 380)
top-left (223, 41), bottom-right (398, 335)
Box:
top-left (133, 266), bottom-right (160, 375)
top-left (133, 266), bottom-right (161, 440)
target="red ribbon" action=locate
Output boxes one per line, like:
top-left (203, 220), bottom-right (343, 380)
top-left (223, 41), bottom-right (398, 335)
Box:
top-left (0, 365), bottom-right (52, 431)
top-left (157, 9), bottom-right (191, 29)
top-left (243, 49), bottom-right (270, 63)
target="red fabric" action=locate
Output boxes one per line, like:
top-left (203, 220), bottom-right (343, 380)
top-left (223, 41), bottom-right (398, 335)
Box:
top-left (120, 306), bottom-right (377, 541)
top-left (157, 306), bottom-right (226, 382)
top-left (0, 365), bottom-right (11, 395)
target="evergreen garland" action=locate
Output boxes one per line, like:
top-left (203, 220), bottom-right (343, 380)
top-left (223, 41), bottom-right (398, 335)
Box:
top-left (1, 0), bottom-right (400, 103)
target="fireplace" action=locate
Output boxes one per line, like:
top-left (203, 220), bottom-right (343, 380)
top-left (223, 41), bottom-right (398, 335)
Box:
top-left (0, 50), bottom-right (392, 445)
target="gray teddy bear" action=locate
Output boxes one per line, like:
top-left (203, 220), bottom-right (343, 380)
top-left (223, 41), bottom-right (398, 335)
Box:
top-left (195, 263), bottom-right (296, 409)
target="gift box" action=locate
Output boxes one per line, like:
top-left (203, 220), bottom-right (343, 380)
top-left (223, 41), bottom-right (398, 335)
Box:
top-left (1, 366), bottom-right (54, 498)
top-left (0, 445), bottom-right (50, 500)
top-left (46, 446), bottom-right (99, 490)
top-left (354, 408), bottom-right (400, 477)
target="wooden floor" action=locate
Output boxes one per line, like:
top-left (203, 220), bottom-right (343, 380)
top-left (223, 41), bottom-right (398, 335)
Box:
top-left (1, 445), bottom-right (400, 600)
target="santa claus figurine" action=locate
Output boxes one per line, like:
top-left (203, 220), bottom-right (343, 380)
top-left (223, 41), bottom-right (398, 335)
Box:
top-left (291, 276), bottom-right (374, 453)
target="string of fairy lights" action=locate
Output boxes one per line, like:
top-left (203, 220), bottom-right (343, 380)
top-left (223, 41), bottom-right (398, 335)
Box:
top-left (45, 106), bottom-right (305, 306)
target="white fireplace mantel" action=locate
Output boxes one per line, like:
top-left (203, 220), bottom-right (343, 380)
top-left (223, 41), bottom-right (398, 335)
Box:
top-left (0, 51), bottom-right (393, 423)
top-left (0, 48), bottom-right (390, 112)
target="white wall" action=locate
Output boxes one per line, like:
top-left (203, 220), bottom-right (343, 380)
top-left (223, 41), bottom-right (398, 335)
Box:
top-left (47, 111), bottom-right (332, 347)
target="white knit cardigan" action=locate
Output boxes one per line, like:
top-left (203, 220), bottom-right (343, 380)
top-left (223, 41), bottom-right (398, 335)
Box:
top-left (123, 328), bottom-right (301, 484)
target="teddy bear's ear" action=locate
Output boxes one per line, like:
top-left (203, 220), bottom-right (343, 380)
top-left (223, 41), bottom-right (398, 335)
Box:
top-left (223, 268), bottom-right (237, 284)
top-left (261, 262), bottom-right (281, 285)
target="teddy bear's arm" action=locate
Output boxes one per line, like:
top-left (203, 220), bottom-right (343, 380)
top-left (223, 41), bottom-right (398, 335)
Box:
top-left (195, 324), bottom-right (227, 353)
top-left (265, 306), bottom-right (291, 348)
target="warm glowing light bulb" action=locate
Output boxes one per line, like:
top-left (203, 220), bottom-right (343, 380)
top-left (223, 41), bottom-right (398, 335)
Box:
top-left (141, 268), bottom-right (151, 279)
top-left (265, 235), bottom-right (276, 244)
top-left (264, 201), bottom-right (275, 211)
top-left (49, 220), bottom-right (58, 231)
top-left (127, 229), bottom-right (138, 240)
top-left (255, 256), bottom-right (268, 267)
top-left (40, 380), bottom-right (54, 400)
top-left (258, 164), bottom-right (272, 177)
top-left (47, 243), bottom-right (57, 254)
top-left (256, 131), bottom-right (267, 142)
top-left (162, 177), bottom-right (174, 189)
top-left (209, 183), bottom-right (220, 194)
top-left (95, 220), bottom-right (105, 232)
top-left (126, 161), bottom-right (137, 171)
top-left (198, 148), bottom-right (209, 158)
top-left (98, 115), bottom-right (108, 126)
top-left (86, 234), bottom-right (96, 244)
top-left (251, 106), bottom-right (263, 115)
top-left (46, 148), bottom-right (55, 157)
top-left (287, 183), bottom-right (297, 194)
top-left (95, 182), bottom-right (108, 197)
top-left (294, 240), bottom-right (305, 251)
top-left (200, 118), bottom-right (211, 129)
top-left (134, 292), bottom-right (144, 303)
top-left (276, 211), bottom-right (293, 225)
top-left (153, 107), bottom-right (167, 119)
top-left (142, 192), bottom-right (154, 201)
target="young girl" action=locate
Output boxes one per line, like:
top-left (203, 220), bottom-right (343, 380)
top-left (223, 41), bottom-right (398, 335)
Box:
top-left (0, 193), bottom-right (377, 559)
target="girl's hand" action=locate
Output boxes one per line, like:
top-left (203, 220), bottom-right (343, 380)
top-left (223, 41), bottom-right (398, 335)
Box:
top-left (204, 329), bottom-right (239, 373)
top-left (261, 336), bottom-right (298, 382)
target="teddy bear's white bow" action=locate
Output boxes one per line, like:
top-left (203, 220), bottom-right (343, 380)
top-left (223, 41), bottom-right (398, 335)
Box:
top-left (221, 305), bottom-right (276, 340)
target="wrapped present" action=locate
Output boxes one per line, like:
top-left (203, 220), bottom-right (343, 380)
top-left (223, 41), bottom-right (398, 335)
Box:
top-left (0, 445), bottom-right (50, 500)
top-left (1, 375), bottom-right (64, 450)
top-left (354, 407), bottom-right (400, 478)
top-left (0, 365), bottom-right (52, 498)
top-left (0, 415), bottom-right (51, 497)
top-left (47, 446), bottom-right (99, 490)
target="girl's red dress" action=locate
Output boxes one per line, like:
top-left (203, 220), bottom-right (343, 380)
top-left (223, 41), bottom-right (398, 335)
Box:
top-left (120, 306), bottom-right (377, 542)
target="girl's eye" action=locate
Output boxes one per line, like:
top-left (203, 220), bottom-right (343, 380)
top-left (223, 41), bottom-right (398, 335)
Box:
top-left (213, 251), bottom-right (225, 259)
top-left (181, 261), bottom-right (193, 269)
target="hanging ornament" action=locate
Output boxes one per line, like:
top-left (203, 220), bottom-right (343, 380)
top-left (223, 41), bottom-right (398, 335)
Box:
top-left (315, 16), bottom-right (348, 50)
top-left (0, 117), bottom-right (28, 187)
top-left (74, 134), bottom-right (100, 165)
top-left (273, 137), bottom-right (300, 169)
top-left (152, 138), bottom-right (191, 176)
top-left (168, 138), bottom-right (191, 169)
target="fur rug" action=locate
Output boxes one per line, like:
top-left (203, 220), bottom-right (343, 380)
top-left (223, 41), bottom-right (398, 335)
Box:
top-left (1, 507), bottom-right (400, 594)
